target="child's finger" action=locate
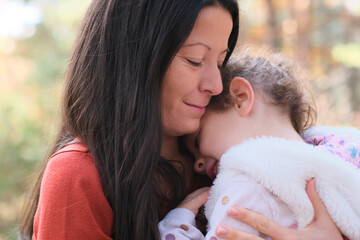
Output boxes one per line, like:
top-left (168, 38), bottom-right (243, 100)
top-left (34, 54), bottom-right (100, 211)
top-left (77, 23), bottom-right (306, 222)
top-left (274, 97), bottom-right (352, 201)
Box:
top-left (177, 187), bottom-right (210, 213)
top-left (187, 187), bottom-right (210, 198)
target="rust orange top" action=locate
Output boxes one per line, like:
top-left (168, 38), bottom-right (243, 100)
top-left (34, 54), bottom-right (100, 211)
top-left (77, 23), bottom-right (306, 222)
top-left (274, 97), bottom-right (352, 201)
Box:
top-left (33, 142), bottom-right (113, 240)
top-left (33, 141), bottom-right (212, 239)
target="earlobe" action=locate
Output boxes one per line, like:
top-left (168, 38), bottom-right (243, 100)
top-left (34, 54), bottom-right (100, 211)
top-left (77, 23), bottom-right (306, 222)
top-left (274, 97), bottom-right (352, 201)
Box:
top-left (229, 77), bottom-right (255, 117)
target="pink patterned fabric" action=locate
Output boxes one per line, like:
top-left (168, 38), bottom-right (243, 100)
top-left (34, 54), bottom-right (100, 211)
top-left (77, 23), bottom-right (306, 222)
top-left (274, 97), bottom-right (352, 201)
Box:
top-left (306, 134), bottom-right (360, 168)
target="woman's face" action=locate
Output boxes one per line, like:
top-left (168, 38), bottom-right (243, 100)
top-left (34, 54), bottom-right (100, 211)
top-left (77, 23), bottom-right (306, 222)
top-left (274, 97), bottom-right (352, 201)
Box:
top-left (161, 6), bottom-right (233, 137)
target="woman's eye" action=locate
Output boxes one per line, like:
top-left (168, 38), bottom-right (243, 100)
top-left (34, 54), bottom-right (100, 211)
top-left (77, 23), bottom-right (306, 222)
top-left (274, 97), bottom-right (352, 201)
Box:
top-left (187, 59), bottom-right (202, 67)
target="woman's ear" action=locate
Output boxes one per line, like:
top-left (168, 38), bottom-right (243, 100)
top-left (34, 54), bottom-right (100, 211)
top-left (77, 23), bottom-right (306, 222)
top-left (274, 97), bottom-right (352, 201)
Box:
top-left (229, 77), bottom-right (255, 117)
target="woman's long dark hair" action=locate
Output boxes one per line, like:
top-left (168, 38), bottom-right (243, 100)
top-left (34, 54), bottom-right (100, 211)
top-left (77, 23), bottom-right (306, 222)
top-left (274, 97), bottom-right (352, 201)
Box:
top-left (19, 0), bottom-right (239, 239)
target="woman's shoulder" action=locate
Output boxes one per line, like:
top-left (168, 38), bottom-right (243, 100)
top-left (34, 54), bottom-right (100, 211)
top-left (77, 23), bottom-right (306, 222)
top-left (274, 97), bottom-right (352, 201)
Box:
top-left (46, 142), bottom-right (95, 176)
top-left (39, 140), bottom-right (111, 213)
top-left (50, 141), bottom-right (91, 162)
top-left (42, 142), bottom-right (102, 192)
top-left (35, 142), bottom-right (113, 239)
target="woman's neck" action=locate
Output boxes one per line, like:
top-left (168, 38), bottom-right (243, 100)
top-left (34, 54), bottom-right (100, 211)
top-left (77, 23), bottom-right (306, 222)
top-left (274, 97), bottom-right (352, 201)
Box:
top-left (161, 135), bottom-right (195, 189)
top-left (161, 135), bottom-right (182, 160)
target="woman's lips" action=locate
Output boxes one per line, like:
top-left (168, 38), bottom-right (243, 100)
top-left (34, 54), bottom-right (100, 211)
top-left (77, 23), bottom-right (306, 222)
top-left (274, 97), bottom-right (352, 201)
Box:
top-left (185, 102), bottom-right (206, 114)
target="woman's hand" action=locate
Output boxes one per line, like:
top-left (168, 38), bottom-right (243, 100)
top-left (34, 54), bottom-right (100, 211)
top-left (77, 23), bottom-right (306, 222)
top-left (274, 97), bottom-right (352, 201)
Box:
top-left (215, 179), bottom-right (344, 240)
top-left (177, 187), bottom-right (210, 216)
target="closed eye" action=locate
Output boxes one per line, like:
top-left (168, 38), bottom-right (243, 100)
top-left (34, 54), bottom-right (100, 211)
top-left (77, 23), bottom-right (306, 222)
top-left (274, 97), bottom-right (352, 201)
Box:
top-left (187, 59), bottom-right (202, 67)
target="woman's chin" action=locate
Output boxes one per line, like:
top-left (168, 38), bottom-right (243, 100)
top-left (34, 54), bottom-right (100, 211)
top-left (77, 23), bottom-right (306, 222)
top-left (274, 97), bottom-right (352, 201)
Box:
top-left (163, 119), bottom-right (200, 137)
top-left (182, 121), bottom-right (201, 135)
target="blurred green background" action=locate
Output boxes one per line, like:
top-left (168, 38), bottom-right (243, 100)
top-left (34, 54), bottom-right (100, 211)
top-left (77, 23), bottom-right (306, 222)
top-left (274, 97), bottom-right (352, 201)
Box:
top-left (0, 0), bottom-right (359, 239)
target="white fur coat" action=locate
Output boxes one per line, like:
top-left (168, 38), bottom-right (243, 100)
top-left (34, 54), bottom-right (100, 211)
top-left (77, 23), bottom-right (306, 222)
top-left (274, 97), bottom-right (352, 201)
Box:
top-left (205, 127), bottom-right (360, 239)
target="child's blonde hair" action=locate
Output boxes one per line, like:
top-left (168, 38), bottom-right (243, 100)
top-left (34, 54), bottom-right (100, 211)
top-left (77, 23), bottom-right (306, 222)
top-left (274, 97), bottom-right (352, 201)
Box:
top-left (211, 46), bottom-right (316, 133)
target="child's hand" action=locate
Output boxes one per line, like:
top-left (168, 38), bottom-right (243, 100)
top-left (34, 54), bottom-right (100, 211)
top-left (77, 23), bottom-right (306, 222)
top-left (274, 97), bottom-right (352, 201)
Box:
top-left (177, 187), bottom-right (210, 215)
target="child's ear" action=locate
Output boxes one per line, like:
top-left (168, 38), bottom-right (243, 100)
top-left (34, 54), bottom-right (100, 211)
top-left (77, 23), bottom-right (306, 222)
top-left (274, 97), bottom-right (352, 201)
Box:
top-left (229, 77), bottom-right (255, 117)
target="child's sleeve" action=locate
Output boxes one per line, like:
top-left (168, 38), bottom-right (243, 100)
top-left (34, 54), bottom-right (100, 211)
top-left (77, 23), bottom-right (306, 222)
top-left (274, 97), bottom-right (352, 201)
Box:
top-left (205, 174), bottom-right (295, 240)
top-left (159, 208), bottom-right (205, 240)
top-left (302, 126), bottom-right (360, 143)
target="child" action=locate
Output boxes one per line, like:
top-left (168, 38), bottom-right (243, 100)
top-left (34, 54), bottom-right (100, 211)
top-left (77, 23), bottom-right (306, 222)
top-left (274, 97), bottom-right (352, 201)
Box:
top-left (159, 48), bottom-right (360, 240)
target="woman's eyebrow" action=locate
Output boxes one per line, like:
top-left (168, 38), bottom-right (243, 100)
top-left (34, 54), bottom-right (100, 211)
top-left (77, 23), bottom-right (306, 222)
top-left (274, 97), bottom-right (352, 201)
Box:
top-left (182, 42), bottom-right (211, 50)
top-left (182, 43), bottom-right (229, 55)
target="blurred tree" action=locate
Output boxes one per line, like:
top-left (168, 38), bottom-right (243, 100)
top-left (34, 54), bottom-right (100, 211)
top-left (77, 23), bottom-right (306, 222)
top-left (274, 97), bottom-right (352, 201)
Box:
top-left (0, 0), bottom-right (90, 239)
top-left (239, 0), bottom-right (360, 127)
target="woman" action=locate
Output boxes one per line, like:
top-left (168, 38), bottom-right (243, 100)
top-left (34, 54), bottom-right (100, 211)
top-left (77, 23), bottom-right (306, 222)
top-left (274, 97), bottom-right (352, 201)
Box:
top-left (19, 0), bottom-right (343, 239)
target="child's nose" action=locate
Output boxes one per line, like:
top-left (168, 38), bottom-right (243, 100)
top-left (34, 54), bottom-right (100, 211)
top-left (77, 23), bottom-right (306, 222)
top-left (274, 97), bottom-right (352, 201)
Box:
top-left (194, 157), bottom-right (206, 174)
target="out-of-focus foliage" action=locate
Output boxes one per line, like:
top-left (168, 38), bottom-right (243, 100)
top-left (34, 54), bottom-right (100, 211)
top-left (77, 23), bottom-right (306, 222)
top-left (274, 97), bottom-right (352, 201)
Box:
top-left (239, 0), bottom-right (360, 127)
top-left (332, 43), bottom-right (360, 68)
top-left (0, 0), bottom-right (359, 239)
top-left (0, 0), bottom-right (90, 239)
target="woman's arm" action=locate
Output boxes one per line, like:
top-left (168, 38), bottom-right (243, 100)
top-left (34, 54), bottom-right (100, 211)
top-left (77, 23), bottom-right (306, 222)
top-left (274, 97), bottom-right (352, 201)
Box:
top-left (215, 179), bottom-right (345, 240)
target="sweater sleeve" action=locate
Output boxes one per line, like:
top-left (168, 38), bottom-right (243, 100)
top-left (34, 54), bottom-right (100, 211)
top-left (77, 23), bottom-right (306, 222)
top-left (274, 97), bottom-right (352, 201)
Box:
top-left (159, 208), bottom-right (204, 240)
top-left (33, 149), bottom-right (113, 240)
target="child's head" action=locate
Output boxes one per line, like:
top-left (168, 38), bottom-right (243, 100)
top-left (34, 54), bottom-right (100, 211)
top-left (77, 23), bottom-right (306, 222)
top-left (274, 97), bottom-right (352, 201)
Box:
top-left (187, 47), bottom-right (316, 179)
top-left (210, 48), bottom-right (316, 133)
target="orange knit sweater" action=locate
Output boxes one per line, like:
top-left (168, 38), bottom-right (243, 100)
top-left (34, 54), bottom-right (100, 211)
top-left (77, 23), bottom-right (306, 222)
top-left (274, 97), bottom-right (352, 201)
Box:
top-left (33, 143), bottom-right (113, 240)
top-left (32, 142), bottom-right (212, 239)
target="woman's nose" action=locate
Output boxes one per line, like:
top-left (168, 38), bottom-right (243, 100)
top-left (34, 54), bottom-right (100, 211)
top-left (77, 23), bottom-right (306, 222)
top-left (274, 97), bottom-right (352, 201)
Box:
top-left (200, 65), bottom-right (223, 95)
top-left (194, 157), bottom-right (206, 174)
